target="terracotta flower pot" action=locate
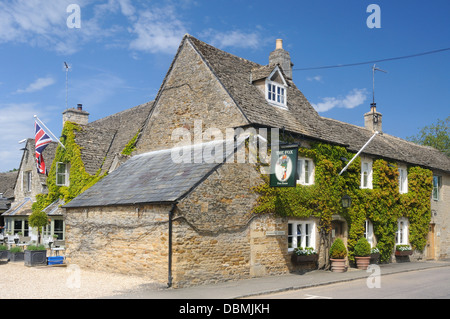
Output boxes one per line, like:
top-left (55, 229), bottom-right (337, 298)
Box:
top-left (330, 258), bottom-right (347, 272)
top-left (355, 256), bottom-right (371, 270)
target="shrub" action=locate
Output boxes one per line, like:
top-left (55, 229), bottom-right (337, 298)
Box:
top-left (9, 247), bottom-right (23, 253)
top-left (0, 245), bottom-right (7, 251)
top-left (354, 237), bottom-right (371, 257)
top-left (26, 245), bottom-right (46, 251)
top-left (330, 238), bottom-right (347, 259)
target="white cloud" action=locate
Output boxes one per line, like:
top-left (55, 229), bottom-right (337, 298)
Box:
top-left (307, 75), bottom-right (323, 82)
top-left (312, 89), bottom-right (368, 113)
top-left (128, 6), bottom-right (187, 54)
top-left (15, 77), bottom-right (55, 94)
top-left (0, 103), bottom-right (44, 171)
top-left (201, 29), bottom-right (261, 49)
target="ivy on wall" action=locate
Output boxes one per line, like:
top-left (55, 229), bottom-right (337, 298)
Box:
top-left (32, 122), bottom-right (107, 214)
top-left (253, 142), bottom-right (433, 263)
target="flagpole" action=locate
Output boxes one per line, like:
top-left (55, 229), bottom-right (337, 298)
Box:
top-left (339, 131), bottom-right (379, 176)
top-left (34, 115), bottom-right (66, 149)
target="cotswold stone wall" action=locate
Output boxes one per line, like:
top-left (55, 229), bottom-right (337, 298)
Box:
top-left (64, 204), bottom-right (171, 284)
top-left (431, 172), bottom-right (450, 260)
top-left (63, 161), bottom-right (303, 288)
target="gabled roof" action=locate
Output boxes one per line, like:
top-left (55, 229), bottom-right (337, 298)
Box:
top-left (186, 35), bottom-right (450, 173)
top-left (73, 101), bottom-right (154, 175)
top-left (187, 36), bottom-right (323, 139)
top-left (64, 140), bottom-right (240, 208)
top-left (0, 171), bottom-right (18, 199)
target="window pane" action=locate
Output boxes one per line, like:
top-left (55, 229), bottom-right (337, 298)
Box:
top-left (304, 161), bottom-right (309, 184)
top-left (296, 159), bottom-right (303, 181)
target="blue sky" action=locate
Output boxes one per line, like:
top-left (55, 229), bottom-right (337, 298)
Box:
top-left (0, 0), bottom-right (449, 172)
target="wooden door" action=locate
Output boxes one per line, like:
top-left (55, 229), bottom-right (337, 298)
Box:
top-left (426, 224), bottom-right (435, 260)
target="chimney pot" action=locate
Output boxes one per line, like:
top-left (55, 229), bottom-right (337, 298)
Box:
top-left (77, 104), bottom-right (83, 111)
top-left (276, 39), bottom-right (283, 50)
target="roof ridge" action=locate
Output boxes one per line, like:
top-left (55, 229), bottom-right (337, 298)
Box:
top-left (186, 34), bottom-right (261, 67)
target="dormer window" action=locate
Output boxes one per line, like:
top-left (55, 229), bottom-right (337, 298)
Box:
top-left (265, 66), bottom-right (287, 109)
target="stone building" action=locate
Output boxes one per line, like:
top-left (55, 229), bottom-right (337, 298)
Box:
top-left (1, 139), bottom-right (58, 239)
top-left (62, 35), bottom-right (450, 288)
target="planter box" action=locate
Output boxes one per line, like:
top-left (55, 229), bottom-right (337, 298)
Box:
top-left (24, 250), bottom-right (47, 267)
top-left (8, 251), bottom-right (24, 262)
top-left (395, 250), bottom-right (412, 256)
top-left (370, 253), bottom-right (380, 264)
top-left (0, 250), bottom-right (8, 259)
top-left (291, 254), bottom-right (319, 264)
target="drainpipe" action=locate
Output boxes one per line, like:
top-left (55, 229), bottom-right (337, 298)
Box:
top-left (167, 203), bottom-right (177, 288)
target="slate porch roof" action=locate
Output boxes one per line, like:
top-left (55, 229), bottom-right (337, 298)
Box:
top-left (1, 197), bottom-right (32, 217)
top-left (64, 140), bottom-right (239, 208)
top-left (186, 35), bottom-right (450, 173)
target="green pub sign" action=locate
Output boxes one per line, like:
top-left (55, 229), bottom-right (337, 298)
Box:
top-left (269, 146), bottom-right (298, 187)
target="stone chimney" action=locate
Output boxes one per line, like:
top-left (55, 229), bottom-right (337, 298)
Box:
top-left (364, 103), bottom-right (382, 132)
top-left (63, 104), bottom-right (89, 126)
top-left (269, 39), bottom-right (294, 80)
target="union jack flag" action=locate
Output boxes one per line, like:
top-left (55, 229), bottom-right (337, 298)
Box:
top-left (35, 121), bottom-right (52, 175)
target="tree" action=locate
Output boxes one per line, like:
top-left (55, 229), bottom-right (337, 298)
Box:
top-left (28, 211), bottom-right (49, 244)
top-left (407, 116), bottom-right (450, 156)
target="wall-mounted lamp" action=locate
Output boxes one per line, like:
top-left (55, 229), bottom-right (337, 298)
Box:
top-left (341, 194), bottom-right (352, 208)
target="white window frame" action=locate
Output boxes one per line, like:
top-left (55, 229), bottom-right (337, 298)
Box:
top-left (398, 166), bottom-right (408, 194)
top-left (396, 217), bottom-right (409, 245)
top-left (364, 219), bottom-right (375, 247)
top-left (265, 67), bottom-right (287, 109)
top-left (296, 158), bottom-right (315, 186)
top-left (288, 220), bottom-right (316, 251)
top-left (56, 162), bottom-right (69, 187)
top-left (360, 160), bottom-right (373, 189)
top-left (432, 175), bottom-right (442, 201)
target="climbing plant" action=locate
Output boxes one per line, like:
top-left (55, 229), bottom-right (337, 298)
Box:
top-left (32, 121), bottom-right (107, 214)
top-left (253, 141), bottom-right (433, 263)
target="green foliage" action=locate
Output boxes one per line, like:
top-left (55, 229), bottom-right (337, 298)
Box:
top-left (9, 246), bottom-right (23, 253)
top-left (121, 129), bottom-right (140, 155)
top-left (354, 237), bottom-right (371, 257)
top-left (253, 142), bottom-right (433, 263)
top-left (407, 116), bottom-right (450, 156)
top-left (330, 238), bottom-right (347, 259)
top-left (0, 245), bottom-right (7, 251)
top-left (32, 121), bottom-right (107, 214)
top-left (26, 244), bottom-right (46, 251)
top-left (28, 211), bottom-right (49, 230)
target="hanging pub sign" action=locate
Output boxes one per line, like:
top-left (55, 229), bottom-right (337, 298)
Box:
top-left (269, 145), bottom-right (298, 187)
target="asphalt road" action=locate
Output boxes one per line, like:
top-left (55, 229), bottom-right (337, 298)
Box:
top-left (250, 266), bottom-right (450, 299)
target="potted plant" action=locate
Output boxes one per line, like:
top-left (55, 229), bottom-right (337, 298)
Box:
top-left (329, 238), bottom-right (347, 272)
top-left (0, 244), bottom-right (8, 259)
top-left (395, 245), bottom-right (412, 256)
top-left (354, 237), bottom-right (371, 270)
top-left (24, 244), bottom-right (47, 267)
top-left (370, 246), bottom-right (381, 264)
top-left (8, 246), bottom-right (24, 262)
top-left (292, 247), bottom-right (318, 264)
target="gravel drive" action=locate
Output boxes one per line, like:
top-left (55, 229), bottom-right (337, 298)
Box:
top-left (0, 261), bottom-right (162, 299)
